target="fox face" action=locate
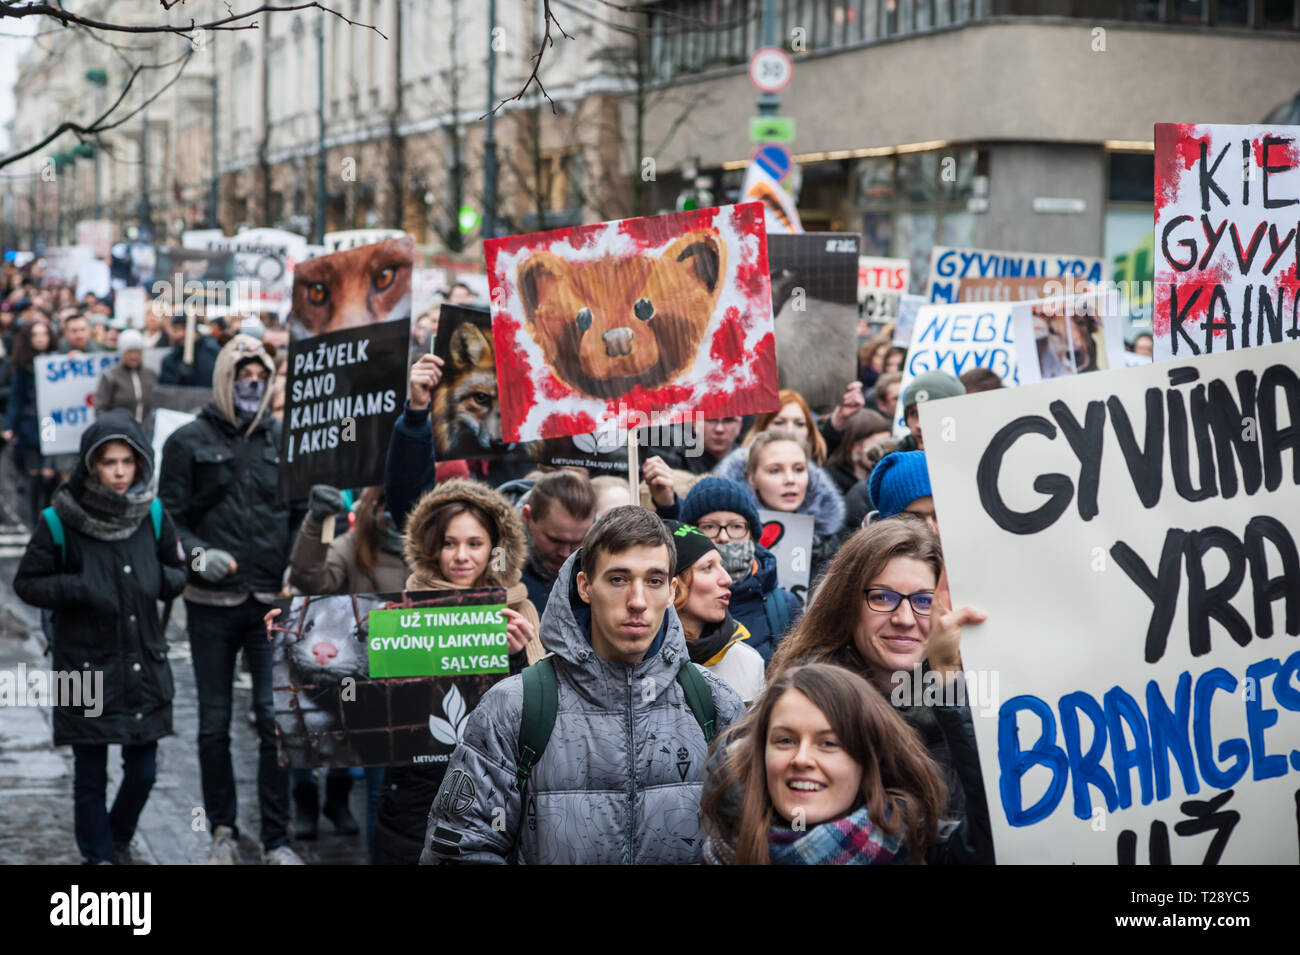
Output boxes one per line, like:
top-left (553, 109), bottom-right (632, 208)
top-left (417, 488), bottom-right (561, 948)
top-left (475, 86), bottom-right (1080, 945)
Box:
top-left (291, 236), bottom-right (414, 336)
top-left (516, 230), bottom-right (725, 400)
top-left (433, 321), bottom-right (500, 453)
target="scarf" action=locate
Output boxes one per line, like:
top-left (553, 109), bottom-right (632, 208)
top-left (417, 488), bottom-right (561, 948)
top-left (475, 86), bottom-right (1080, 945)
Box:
top-left (523, 529), bottom-right (558, 587)
top-left (233, 378), bottom-right (265, 427)
top-left (716, 539), bottom-right (755, 583)
top-left (767, 805), bottom-right (904, 865)
top-left (52, 479), bottom-right (154, 543)
top-left (685, 612), bottom-right (735, 666)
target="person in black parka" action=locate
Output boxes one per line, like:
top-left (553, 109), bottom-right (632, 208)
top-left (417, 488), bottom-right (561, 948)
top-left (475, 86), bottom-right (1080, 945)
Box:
top-left (14, 408), bottom-right (188, 865)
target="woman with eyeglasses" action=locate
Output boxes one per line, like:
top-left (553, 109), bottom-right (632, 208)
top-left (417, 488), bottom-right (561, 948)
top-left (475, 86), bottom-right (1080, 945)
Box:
top-left (769, 517), bottom-right (994, 864)
top-left (643, 474), bottom-right (801, 666)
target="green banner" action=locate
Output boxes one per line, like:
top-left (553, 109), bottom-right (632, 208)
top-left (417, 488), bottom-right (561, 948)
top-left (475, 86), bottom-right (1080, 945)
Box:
top-left (367, 605), bottom-right (509, 678)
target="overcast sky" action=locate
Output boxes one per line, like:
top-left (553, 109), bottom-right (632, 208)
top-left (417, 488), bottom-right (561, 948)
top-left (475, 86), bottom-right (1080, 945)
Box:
top-left (0, 18), bottom-right (37, 153)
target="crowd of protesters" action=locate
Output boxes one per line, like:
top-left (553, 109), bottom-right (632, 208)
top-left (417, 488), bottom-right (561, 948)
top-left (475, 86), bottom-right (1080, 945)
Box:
top-left (7, 256), bottom-right (1161, 865)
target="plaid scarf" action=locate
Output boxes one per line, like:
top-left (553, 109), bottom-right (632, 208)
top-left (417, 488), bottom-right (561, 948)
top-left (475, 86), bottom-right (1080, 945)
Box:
top-left (702, 804), bottom-right (906, 865)
top-left (769, 805), bottom-right (904, 865)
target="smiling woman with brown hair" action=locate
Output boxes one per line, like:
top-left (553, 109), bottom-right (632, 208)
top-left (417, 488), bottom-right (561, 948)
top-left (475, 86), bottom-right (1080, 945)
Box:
top-left (700, 663), bottom-right (948, 864)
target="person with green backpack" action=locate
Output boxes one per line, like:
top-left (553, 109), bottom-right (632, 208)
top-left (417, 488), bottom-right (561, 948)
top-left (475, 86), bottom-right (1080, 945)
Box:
top-left (419, 506), bottom-right (746, 865)
top-left (14, 408), bottom-right (188, 865)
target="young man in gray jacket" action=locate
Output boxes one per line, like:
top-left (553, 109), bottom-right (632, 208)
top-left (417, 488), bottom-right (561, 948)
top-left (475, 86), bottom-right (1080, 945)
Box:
top-left (421, 506), bottom-right (745, 865)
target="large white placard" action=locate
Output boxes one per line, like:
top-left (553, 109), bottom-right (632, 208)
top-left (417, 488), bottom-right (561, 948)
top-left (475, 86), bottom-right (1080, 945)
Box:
top-left (921, 341), bottom-right (1300, 864)
top-left (927, 245), bottom-right (1105, 304)
top-left (35, 349), bottom-right (169, 455)
top-left (1153, 122), bottom-right (1300, 361)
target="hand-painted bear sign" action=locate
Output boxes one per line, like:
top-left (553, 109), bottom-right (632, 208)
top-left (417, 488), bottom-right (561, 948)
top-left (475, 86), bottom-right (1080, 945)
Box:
top-left (1153, 122), bottom-right (1300, 361)
top-left (922, 341), bottom-right (1300, 864)
top-left (485, 203), bottom-right (778, 442)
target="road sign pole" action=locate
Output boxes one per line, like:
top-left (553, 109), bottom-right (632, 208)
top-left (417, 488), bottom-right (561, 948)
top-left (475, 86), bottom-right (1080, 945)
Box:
top-left (758, 0), bottom-right (779, 117)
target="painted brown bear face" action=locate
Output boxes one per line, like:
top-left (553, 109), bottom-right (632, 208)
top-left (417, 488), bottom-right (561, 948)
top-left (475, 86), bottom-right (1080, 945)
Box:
top-left (291, 236), bottom-right (414, 336)
top-left (517, 231), bottom-right (725, 400)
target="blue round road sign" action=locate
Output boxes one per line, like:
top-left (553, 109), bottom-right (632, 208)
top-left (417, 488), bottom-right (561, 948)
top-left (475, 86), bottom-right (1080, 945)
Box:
top-left (754, 144), bottom-right (791, 181)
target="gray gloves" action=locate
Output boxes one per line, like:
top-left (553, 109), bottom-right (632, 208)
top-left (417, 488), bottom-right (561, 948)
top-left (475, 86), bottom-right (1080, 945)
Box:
top-left (308, 484), bottom-right (345, 522)
top-left (196, 548), bottom-right (236, 583)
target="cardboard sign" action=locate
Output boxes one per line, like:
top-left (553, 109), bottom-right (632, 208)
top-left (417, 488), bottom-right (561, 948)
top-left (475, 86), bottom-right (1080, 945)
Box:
top-left (1153, 123), bottom-right (1300, 361)
top-left (76, 220), bottom-right (115, 259)
top-left (151, 247), bottom-right (238, 317)
top-left (920, 341), bottom-right (1300, 864)
top-left (289, 236), bottom-right (413, 338)
top-left (412, 267), bottom-right (448, 317)
top-left (271, 589), bottom-right (509, 768)
top-left (183, 227), bottom-right (307, 317)
top-left (485, 203), bottom-right (779, 442)
top-left (151, 407), bottom-right (195, 492)
top-left (927, 245), bottom-right (1105, 304)
top-left (957, 276), bottom-right (1062, 303)
top-left (769, 233), bottom-right (860, 410)
top-left (367, 604), bottom-right (509, 677)
top-left (858, 255), bottom-right (910, 328)
top-left (40, 246), bottom-right (94, 288)
top-left (892, 294), bottom-right (924, 348)
top-left (1009, 292), bottom-right (1128, 386)
top-left (35, 349), bottom-right (169, 454)
top-left (279, 320), bottom-right (408, 502)
top-left (430, 305), bottom-right (630, 471)
top-left (323, 228), bottom-right (406, 253)
top-left (757, 508), bottom-right (815, 606)
top-left (114, 287), bottom-right (147, 328)
top-left (896, 300), bottom-right (1020, 431)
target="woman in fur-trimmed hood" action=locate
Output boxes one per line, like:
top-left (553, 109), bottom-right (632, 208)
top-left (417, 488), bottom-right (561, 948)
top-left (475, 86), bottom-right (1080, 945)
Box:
top-left (373, 476), bottom-right (543, 865)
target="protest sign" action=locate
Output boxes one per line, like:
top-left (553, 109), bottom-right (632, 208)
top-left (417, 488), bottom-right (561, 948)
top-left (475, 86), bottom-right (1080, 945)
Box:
top-left (927, 245), bottom-right (1105, 304)
top-left (859, 255), bottom-right (910, 330)
top-left (768, 233), bottom-right (860, 410)
top-left (271, 588), bottom-right (510, 768)
top-left (110, 242), bottom-right (154, 290)
top-left (412, 267), bottom-right (447, 317)
top-left (921, 341), bottom-right (1300, 864)
top-left (35, 349), bottom-right (169, 454)
top-left (431, 304), bottom-right (629, 471)
top-left (1153, 122), bottom-right (1300, 361)
top-left (485, 203), bottom-right (778, 442)
top-left (279, 319), bottom-right (407, 502)
top-left (151, 408), bottom-right (195, 491)
top-left (1010, 292), bottom-right (1128, 386)
top-left (323, 228), bottom-right (406, 253)
top-left (896, 300), bottom-right (1020, 431)
top-left (114, 287), bottom-right (146, 328)
top-left (892, 294), bottom-right (925, 348)
top-left (957, 276), bottom-right (1061, 303)
top-left (367, 603), bottom-right (509, 677)
top-left (183, 227), bottom-right (307, 317)
top-left (151, 247), bottom-right (238, 317)
top-left (41, 246), bottom-right (94, 288)
top-left (757, 508), bottom-right (815, 606)
top-left (76, 220), bottom-right (114, 259)
top-left (289, 235), bottom-right (413, 338)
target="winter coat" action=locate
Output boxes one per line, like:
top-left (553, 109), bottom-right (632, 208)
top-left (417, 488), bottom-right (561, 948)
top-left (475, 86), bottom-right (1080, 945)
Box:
top-left (13, 411), bottom-right (187, 746)
top-left (419, 551), bottom-right (747, 865)
top-left (371, 477), bottom-right (543, 865)
top-left (94, 360), bottom-right (157, 424)
top-left (688, 614), bottom-right (765, 707)
top-left (842, 477), bottom-right (872, 540)
top-left (5, 363), bottom-right (39, 456)
top-left (287, 513), bottom-right (410, 596)
top-left (157, 337), bottom-right (293, 595)
top-left (385, 402), bottom-right (438, 531)
top-left (158, 335), bottom-right (220, 388)
top-left (712, 446), bottom-right (846, 578)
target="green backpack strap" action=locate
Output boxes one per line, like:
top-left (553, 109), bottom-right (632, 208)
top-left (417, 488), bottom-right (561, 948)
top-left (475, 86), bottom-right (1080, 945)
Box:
top-left (517, 656), bottom-right (558, 792)
top-left (675, 662), bottom-right (717, 744)
top-left (150, 497), bottom-right (163, 541)
top-left (42, 507), bottom-right (65, 568)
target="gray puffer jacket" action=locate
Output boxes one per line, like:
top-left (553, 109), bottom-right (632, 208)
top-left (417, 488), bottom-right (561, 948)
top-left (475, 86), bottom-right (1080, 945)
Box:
top-left (420, 550), bottom-right (746, 865)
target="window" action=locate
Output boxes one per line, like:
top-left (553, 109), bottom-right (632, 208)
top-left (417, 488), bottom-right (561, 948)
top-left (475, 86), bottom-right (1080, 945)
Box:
top-left (1107, 151), bottom-right (1154, 203)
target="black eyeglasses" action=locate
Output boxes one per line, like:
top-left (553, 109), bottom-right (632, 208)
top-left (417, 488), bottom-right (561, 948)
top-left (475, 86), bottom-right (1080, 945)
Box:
top-left (863, 587), bottom-right (934, 616)
top-left (696, 520), bottom-right (750, 541)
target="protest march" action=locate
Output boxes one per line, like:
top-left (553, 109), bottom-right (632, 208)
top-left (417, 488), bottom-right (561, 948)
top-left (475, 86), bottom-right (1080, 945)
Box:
top-left (0, 5), bottom-right (1297, 937)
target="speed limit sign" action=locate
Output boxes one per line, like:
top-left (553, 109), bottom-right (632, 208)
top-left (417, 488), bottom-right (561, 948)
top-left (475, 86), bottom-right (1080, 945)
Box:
top-left (748, 46), bottom-right (793, 93)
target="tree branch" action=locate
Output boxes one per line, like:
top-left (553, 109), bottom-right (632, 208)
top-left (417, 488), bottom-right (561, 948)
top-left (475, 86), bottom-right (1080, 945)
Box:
top-left (480, 0), bottom-right (572, 120)
top-left (0, 2), bottom-right (387, 41)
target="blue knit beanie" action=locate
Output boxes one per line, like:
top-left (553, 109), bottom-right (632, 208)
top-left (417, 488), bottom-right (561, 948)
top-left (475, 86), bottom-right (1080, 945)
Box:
top-left (679, 477), bottom-right (763, 541)
top-left (868, 450), bottom-right (932, 518)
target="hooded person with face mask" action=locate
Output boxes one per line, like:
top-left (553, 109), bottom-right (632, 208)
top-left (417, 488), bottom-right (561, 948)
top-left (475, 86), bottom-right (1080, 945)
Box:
top-left (671, 477), bottom-right (801, 667)
top-left (157, 334), bottom-right (306, 865)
